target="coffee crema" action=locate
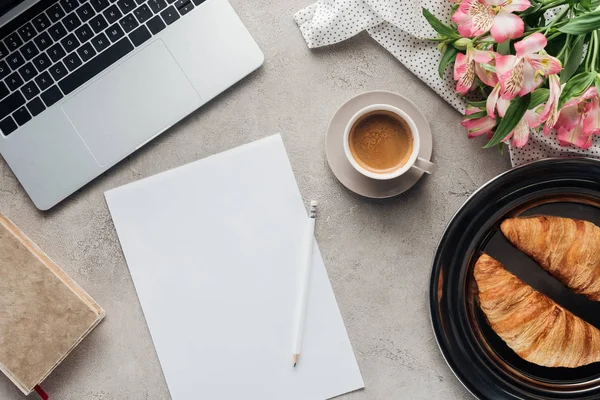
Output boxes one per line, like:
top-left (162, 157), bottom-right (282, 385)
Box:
top-left (348, 110), bottom-right (414, 174)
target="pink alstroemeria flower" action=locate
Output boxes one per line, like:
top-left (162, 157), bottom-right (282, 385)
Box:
top-left (552, 87), bottom-right (600, 149)
top-left (454, 47), bottom-right (497, 94)
top-left (462, 104), bottom-right (497, 138)
top-left (452, 0), bottom-right (531, 44)
top-left (496, 33), bottom-right (562, 100)
top-left (541, 74), bottom-right (562, 135)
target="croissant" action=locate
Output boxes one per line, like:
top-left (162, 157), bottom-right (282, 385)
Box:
top-left (474, 254), bottom-right (600, 368)
top-left (501, 216), bottom-right (600, 301)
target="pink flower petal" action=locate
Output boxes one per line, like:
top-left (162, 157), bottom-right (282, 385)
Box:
top-left (463, 115), bottom-right (497, 138)
top-left (527, 54), bottom-right (563, 76)
top-left (558, 124), bottom-right (593, 149)
top-left (511, 118), bottom-right (531, 148)
top-left (503, 0), bottom-right (531, 13)
top-left (555, 104), bottom-right (581, 133)
top-left (475, 63), bottom-right (499, 87)
top-left (584, 97), bottom-right (600, 136)
top-left (497, 97), bottom-right (510, 117)
top-left (490, 9), bottom-right (524, 43)
top-left (515, 33), bottom-right (547, 57)
top-left (518, 61), bottom-right (543, 96)
top-left (454, 53), bottom-right (476, 94)
top-left (525, 108), bottom-right (543, 128)
top-left (487, 83), bottom-right (501, 117)
top-left (496, 55), bottom-right (523, 99)
top-left (540, 75), bottom-right (561, 132)
top-left (452, 8), bottom-right (476, 37)
top-left (472, 48), bottom-right (494, 63)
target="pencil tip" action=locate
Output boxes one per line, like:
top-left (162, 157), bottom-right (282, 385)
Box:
top-left (293, 362), bottom-right (296, 367)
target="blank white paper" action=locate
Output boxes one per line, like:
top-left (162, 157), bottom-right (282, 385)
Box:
top-left (105, 135), bottom-right (364, 400)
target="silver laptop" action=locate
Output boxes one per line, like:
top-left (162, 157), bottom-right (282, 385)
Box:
top-left (0, 0), bottom-right (263, 210)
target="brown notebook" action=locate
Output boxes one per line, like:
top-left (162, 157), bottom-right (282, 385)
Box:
top-left (0, 213), bottom-right (105, 395)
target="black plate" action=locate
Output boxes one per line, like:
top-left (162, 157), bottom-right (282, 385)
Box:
top-left (430, 158), bottom-right (600, 400)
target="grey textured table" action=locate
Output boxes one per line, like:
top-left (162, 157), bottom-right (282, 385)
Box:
top-left (0, 1), bottom-right (512, 399)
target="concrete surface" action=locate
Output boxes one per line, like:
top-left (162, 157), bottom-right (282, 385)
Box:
top-left (0, 0), bottom-right (512, 399)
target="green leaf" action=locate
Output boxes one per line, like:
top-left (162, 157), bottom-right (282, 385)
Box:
top-left (578, 0), bottom-right (593, 10)
top-left (561, 35), bottom-right (585, 84)
top-left (559, 71), bottom-right (597, 108)
top-left (529, 88), bottom-right (550, 109)
top-left (497, 142), bottom-right (504, 155)
top-left (463, 110), bottom-right (488, 120)
top-left (422, 8), bottom-right (459, 39)
top-left (466, 99), bottom-right (488, 108)
top-left (438, 46), bottom-right (458, 79)
top-left (484, 94), bottom-right (531, 148)
top-left (596, 75), bottom-right (600, 99)
top-left (497, 40), bottom-right (511, 55)
top-left (559, 9), bottom-right (600, 35)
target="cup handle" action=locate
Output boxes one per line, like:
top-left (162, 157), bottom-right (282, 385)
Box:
top-left (412, 157), bottom-right (435, 174)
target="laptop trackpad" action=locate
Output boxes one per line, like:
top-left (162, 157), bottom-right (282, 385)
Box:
top-left (62, 40), bottom-right (202, 167)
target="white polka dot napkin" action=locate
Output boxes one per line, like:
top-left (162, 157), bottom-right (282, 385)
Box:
top-left (294, 0), bottom-right (600, 166)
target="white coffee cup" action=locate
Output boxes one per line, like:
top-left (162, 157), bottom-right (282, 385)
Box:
top-left (343, 104), bottom-right (435, 180)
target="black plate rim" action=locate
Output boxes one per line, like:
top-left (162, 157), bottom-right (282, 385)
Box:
top-left (429, 157), bottom-right (600, 400)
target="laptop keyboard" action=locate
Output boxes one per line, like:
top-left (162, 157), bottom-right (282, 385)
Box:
top-left (0, 0), bottom-right (206, 136)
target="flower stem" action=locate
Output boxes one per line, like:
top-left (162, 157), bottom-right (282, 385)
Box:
top-left (590, 31), bottom-right (600, 71)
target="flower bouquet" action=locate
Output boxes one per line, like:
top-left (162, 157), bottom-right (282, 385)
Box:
top-left (423, 0), bottom-right (600, 150)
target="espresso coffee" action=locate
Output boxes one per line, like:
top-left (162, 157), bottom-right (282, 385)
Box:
top-left (348, 110), bottom-right (414, 174)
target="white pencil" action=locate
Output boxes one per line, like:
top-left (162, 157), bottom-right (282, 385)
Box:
top-left (292, 200), bottom-right (318, 367)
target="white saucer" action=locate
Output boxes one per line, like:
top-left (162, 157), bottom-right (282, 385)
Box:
top-left (325, 91), bottom-right (433, 199)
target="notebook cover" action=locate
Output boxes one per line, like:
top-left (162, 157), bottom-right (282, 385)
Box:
top-left (0, 213), bottom-right (105, 395)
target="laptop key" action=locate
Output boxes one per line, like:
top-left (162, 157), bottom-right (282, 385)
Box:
top-left (119, 14), bottom-right (138, 33)
top-left (0, 60), bottom-right (10, 80)
top-left (146, 15), bottom-right (165, 34)
top-left (90, 0), bottom-right (110, 12)
top-left (104, 4), bottom-right (122, 24)
top-left (33, 52), bottom-right (51, 71)
top-left (191, 0), bottom-right (203, 6)
top-left (21, 41), bottom-right (39, 60)
top-left (133, 4), bottom-right (151, 23)
top-left (129, 25), bottom-right (150, 46)
top-left (134, 0), bottom-right (145, 5)
top-left (13, 106), bottom-right (32, 126)
top-left (76, 2), bottom-right (95, 22)
top-left (59, 37), bottom-right (133, 95)
top-left (18, 62), bottom-right (36, 82)
top-left (117, 0), bottom-right (136, 14)
top-left (75, 24), bottom-right (94, 42)
top-left (27, 97), bottom-right (46, 116)
top-left (48, 3), bottom-right (66, 22)
top-left (33, 31), bottom-right (52, 51)
top-left (0, 91), bottom-right (26, 120)
top-left (175, 0), bottom-right (193, 16)
top-left (48, 43), bottom-right (67, 62)
top-left (0, 116), bottom-right (18, 136)
top-left (0, 42), bottom-right (8, 59)
top-left (90, 14), bottom-right (109, 33)
top-left (61, 34), bottom-right (80, 53)
top-left (41, 85), bottom-right (63, 106)
top-left (160, 6), bottom-right (179, 25)
top-left (49, 61), bottom-right (68, 80)
top-left (5, 32), bottom-right (23, 51)
top-left (5, 72), bottom-right (24, 91)
top-left (77, 42), bottom-right (96, 62)
top-left (21, 81), bottom-right (40, 100)
top-left (64, 52), bottom-right (83, 71)
top-left (148, 0), bottom-right (167, 14)
top-left (0, 81), bottom-right (8, 99)
top-left (18, 23), bottom-right (36, 42)
top-left (7, 52), bottom-right (25, 70)
top-left (49, 22), bottom-right (68, 41)
top-left (90, 32), bottom-right (110, 52)
top-left (105, 23), bottom-right (125, 42)
top-left (63, 13), bottom-right (82, 31)
top-left (60, 0), bottom-right (80, 13)
top-left (32, 13), bottom-right (51, 32)
top-left (35, 71), bottom-right (54, 90)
